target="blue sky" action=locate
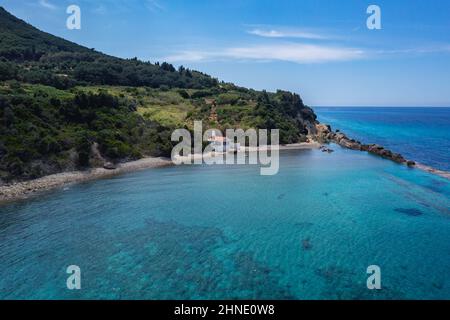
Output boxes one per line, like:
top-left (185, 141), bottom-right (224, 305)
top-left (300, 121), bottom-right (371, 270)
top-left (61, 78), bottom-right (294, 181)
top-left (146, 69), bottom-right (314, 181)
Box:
top-left (1, 0), bottom-right (450, 106)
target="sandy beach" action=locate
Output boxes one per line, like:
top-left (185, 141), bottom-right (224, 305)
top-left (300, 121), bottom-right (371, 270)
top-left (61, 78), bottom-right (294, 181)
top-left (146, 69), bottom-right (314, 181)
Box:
top-left (0, 157), bottom-right (172, 203)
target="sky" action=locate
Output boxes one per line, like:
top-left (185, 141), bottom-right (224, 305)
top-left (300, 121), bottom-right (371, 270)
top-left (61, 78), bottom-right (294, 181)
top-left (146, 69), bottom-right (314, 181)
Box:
top-left (1, 0), bottom-right (450, 106)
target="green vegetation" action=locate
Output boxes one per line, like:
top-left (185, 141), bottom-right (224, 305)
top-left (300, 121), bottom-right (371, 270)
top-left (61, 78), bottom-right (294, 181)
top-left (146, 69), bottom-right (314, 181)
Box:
top-left (0, 82), bottom-right (175, 181)
top-left (0, 7), bottom-right (217, 90)
top-left (0, 7), bottom-right (318, 182)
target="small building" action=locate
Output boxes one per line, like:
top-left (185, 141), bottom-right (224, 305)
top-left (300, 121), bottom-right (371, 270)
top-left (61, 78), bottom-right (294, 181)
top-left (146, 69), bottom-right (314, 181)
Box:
top-left (208, 130), bottom-right (240, 153)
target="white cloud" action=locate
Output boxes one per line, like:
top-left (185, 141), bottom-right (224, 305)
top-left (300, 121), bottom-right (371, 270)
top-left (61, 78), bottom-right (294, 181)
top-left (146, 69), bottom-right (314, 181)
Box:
top-left (163, 51), bottom-right (211, 62)
top-left (377, 45), bottom-right (450, 55)
top-left (146, 0), bottom-right (164, 12)
top-left (247, 28), bottom-right (328, 40)
top-left (227, 44), bottom-right (364, 63)
top-left (162, 43), bottom-right (365, 64)
top-left (39, 0), bottom-right (57, 10)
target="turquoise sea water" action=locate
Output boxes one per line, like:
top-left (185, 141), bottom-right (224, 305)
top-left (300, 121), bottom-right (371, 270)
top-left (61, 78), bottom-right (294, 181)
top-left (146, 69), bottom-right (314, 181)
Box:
top-left (0, 146), bottom-right (449, 299)
top-left (314, 107), bottom-right (450, 171)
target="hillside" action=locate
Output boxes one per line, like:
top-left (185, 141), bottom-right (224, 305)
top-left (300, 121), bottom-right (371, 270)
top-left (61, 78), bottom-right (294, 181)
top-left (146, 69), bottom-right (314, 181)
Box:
top-left (0, 7), bottom-right (217, 89)
top-left (0, 7), bottom-right (319, 183)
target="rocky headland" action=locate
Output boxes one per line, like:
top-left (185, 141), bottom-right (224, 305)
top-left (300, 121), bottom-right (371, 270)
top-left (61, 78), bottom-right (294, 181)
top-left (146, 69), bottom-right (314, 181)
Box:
top-left (313, 123), bottom-right (417, 166)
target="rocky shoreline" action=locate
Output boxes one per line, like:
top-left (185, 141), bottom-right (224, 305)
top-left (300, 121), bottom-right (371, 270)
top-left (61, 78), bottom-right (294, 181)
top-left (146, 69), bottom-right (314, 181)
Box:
top-left (315, 124), bottom-right (416, 165)
top-left (314, 123), bottom-right (450, 180)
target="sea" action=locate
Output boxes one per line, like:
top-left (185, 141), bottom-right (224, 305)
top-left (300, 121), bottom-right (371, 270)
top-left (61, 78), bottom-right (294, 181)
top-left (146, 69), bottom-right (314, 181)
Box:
top-left (314, 107), bottom-right (450, 171)
top-left (0, 107), bottom-right (449, 299)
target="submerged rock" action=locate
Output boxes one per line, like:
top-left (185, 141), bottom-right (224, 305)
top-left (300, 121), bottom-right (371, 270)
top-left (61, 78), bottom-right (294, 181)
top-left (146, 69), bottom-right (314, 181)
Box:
top-left (277, 193), bottom-right (285, 200)
top-left (319, 145), bottom-right (335, 153)
top-left (394, 208), bottom-right (424, 216)
top-left (302, 238), bottom-right (312, 250)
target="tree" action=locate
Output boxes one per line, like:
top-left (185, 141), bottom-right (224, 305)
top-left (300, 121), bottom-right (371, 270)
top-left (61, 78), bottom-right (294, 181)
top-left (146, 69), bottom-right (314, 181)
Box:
top-left (76, 131), bottom-right (91, 167)
top-left (161, 62), bottom-right (176, 72)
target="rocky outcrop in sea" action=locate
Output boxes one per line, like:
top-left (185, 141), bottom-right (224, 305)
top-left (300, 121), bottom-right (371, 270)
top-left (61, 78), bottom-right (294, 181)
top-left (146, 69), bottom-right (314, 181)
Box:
top-left (314, 123), bottom-right (416, 166)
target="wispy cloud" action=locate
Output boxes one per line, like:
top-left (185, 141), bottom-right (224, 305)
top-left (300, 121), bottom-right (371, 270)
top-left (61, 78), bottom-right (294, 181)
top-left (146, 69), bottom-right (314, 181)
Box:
top-left (227, 44), bottom-right (364, 63)
top-left (92, 5), bottom-right (107, 15)
top-left (39, 0), bottom-right (57, 10)
top-left (145, 0), bottom-right (164, 12)
top-left (164, 51), bottom-right (210, 63)
top-left (162, 43), bottom-right (365, 64)
top-left (377, 45), bottom-right (450, 55)
top-left (247, 27), bottom-right (328, 40)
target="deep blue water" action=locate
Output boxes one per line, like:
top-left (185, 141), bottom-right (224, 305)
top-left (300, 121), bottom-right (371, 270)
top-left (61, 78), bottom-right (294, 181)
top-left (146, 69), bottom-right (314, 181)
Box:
top-left (0, 147), bottom-right (449, 299)
top-left (314, 107), bottom-right (450, 171)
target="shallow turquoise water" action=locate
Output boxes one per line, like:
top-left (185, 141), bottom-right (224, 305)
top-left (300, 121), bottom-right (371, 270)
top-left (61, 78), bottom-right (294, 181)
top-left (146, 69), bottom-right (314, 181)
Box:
top-left (0, 147), bottom-right (449, 299)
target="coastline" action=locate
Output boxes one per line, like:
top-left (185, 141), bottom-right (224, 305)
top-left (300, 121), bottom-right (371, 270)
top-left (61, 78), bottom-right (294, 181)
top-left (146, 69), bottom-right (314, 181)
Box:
top-left (0, 157), bottom-right (172, 204)
top-left (0, 142), bottom-right (320, 204)
top-left (1, 141), bottom-right (449, 204)
top-left (172, 142), bottom-right (322, 163)
top-left (246, 142), bottom-right (322, 151)
top-left (314, 124), bottom-right (450, 181)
